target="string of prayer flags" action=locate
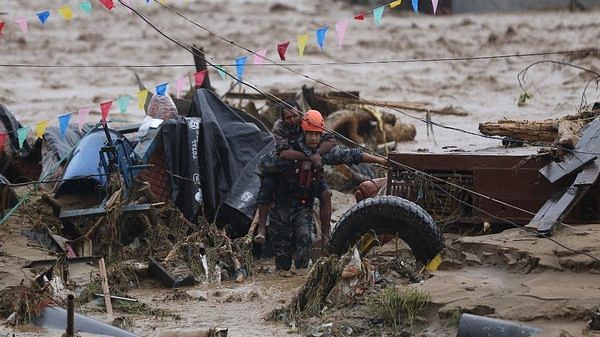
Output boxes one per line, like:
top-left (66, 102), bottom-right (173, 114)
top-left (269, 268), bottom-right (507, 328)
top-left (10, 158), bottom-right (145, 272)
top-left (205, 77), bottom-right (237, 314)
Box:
top-left (78, 107), bottom-right (90, 131)
top-left (17, 127), bottom-right (30, 149)
top-left (235, 56), bottom-right (247, 81)
top-left (316, 27), bottom-right (328, 49)
top-left (138, 89), bottom-right (149, 110)
top-left (412, 0), bottom-right (419, 13)
top-left (58, 113), bottom-right (72, 137)
top-left (99, 0), bottom-right (115, 10)
top-left (194, 70), bottom-right (207, 87)
top-left (36, 11), bottom-right (51, 25)
top-left (354, 13), bottom-right (365, 21)
top-left (100, 101), bottom-right (112, 123)
top-left (14, 18), bottom-right (28, 34)
top-left (58, 6), bottom-right (74, 21)
top-left (156, 83), bottom-right (167, 96)
top-left (79, 1), bottom-right (93, 15)
top-left (176, 77), bottom-right (186, 98)
top-left (277, 41), bottom-right (290, 61)
top-left (297, 34), bottom-right (308, 57)
top-left (373, 6), bottom-right (385, 26)
top-left (215, 65), bottom-right (227, 80)
top-left (254, 49), bottom-right (267, 65)
top-left (117, 95), bottom-right (130, 113)
top-left (0, 133), bottom-right (6, 149)
top-left (390, 0), bottom-right (402, 8)
top-left (432, 0), bottom-right (438, 14)
top-left (335, 20), bottom-right (348, 48)
top-left (35, 120), bottom-right (48, 138)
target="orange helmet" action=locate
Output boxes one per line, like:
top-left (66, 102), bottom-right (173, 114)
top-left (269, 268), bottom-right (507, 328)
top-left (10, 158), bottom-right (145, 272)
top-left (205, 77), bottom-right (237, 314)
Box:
top-left (301, 109), bottom-right (324, 133)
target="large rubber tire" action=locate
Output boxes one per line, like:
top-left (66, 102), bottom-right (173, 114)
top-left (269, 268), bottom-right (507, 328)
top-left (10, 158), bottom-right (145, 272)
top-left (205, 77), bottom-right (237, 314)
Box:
top-left (327, 195), bottom-right (444, 264)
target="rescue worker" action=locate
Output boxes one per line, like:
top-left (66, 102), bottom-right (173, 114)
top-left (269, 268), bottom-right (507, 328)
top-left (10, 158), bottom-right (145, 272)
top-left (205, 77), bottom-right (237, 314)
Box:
top-left (268, 110), bottom-right (389, 276)
top-left (254, 102), bottom-right (335, 244)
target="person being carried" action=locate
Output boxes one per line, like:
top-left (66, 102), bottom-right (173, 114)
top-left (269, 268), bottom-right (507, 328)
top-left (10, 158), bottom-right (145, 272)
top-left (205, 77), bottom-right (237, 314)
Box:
top-left (267, 109), bottom-right (389, 276)
top-left (254, 102), bottom-right (336, 244)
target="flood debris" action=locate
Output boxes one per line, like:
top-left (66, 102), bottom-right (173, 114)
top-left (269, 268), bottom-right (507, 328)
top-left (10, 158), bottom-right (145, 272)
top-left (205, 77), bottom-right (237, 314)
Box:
top-left (35, 306), bottom-right (141, 337)
top-left (457, 313), bottom-right (541, 337)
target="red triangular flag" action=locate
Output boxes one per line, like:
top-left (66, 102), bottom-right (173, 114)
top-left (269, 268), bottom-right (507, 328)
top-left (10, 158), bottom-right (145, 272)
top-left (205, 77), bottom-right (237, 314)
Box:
top-left (0, 22), bottom-right (5, 37)
top-left (277, 41), bottom-right (290, 61)
top-left (99, 0), bottom-right (115, 10)
top-left (194, 70), bottom-right (207, 87)
top-left (354, 13), bottom-right (365, 20)
top-left (100, 101), bottom-right (113, 124)
top-left (0, 132), bottom-right (6, 148)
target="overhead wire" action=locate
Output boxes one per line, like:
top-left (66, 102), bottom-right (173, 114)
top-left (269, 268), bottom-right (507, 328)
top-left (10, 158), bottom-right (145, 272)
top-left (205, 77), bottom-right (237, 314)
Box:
top-left (115, 0), bottom-right (600, 262)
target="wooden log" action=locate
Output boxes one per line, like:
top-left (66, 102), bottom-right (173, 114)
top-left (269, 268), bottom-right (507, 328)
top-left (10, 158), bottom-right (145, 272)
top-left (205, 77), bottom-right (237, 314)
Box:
top-left (478, 119), bottom-right (558, 143)
top-left (557, 119), bottom-right (583, 149)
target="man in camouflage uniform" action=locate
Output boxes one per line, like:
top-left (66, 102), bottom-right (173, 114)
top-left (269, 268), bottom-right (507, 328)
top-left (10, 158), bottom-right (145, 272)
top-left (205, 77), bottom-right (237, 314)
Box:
top-left (267, 110), bottom-right (389, 276)
top-left (254, 102), bottom-right (335, 244)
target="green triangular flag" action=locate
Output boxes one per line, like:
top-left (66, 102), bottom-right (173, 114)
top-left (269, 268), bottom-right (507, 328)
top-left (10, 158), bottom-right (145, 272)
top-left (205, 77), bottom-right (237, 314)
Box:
top-left (79, 1), bottom-right (93, 15)
top-left (17, 126), bottom-right (30, 148)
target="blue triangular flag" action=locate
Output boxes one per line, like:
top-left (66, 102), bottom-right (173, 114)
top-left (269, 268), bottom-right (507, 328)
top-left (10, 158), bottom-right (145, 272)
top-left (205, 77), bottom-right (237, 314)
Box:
top-left (373, 6), bottom-right (385, 26)
top-left (156, 83), bottom-right (168, 96)
top-left (235, 56), bottom-right (248, 81)
top-left (36, 11), bottom-right (50, 25)
top-left (17, 127), bottom-right (30, 149)
top-left (58, 113), bottom-right (72, 137)
top-left (412, 0), bottom-right (419, 13)
top-left (117, 95), bottom-right (130, 113)
top-left (79, 1), bottom-right (93, 15)
top-left (316, 27), bottom-right (328, 49)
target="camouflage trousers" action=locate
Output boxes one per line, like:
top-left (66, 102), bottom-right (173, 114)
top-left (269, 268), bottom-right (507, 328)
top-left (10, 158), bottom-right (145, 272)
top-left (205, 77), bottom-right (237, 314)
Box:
top-left (268, 205), bottom-right (314, 271)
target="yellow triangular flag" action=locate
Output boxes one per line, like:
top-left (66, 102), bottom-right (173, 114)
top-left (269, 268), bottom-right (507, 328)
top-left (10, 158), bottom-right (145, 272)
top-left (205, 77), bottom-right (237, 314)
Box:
top-left (159, 0), bottom-right (167, 4)
top-left (138, 89), bottom-right (149, 110)
top-left (35, 120), bottom-right (48, 138)
top-left (297, 34), bottom-right (308, 57)
top-left (390, 0), bottom-right (402, 8)
top-left (58, 6), bottom-right (74, 21)
top-left (425, 253), bottom-right (442, 272)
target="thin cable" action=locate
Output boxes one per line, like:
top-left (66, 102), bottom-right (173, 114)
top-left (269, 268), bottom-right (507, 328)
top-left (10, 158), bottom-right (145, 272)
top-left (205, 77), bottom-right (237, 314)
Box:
top-left (154, 1), bottom-right (600, 157)
top-left (118, 0), bottom-right (600, 257)
top-left (1, 48), bottom-right (598, 68)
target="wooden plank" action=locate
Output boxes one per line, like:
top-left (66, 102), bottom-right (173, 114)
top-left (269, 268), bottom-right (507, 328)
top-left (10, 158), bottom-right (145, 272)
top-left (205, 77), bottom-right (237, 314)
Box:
top-left (574, 160), bottom-right (600, 186)
top-left (59, 204), bottom-right (152, 219)
top-left (23, 256), bottom-right (102, 268)
top-left (98, 258), bottom-right (113, 316)
top-left (534, 184), bottom-right (592, 235)
top-left (539, 153), bottom-right (595, 183)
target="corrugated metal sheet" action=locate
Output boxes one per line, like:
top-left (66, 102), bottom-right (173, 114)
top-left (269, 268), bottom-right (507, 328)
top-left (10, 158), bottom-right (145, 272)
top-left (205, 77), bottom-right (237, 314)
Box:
top-left (451, 0), bottom-right (600, 13)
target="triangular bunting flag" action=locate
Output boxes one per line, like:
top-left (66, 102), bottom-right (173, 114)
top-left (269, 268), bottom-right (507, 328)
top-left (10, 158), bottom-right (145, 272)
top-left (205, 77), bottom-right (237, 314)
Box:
top-left (176, 77), bottom-right (186, 98)
top-left (17, 127), bottom-right (30, 149)
top-left (373, 6), bottom-right (385, 26)
top-left (335, 20), bottom-right (348, 48)
top-left (117, 96), bottom-right (130, 113)
top-left (235, 56), bottom-right (247, 81)
top-left (58, 6), bottom-right (74, 21)
top-left (354, 13), bottom-right (365, 21)
top-left (0, 133), bottom-right (6, 149)
top-left (194, 70), bottom-right (207, 87)
top-left (412, 0), bottom-right (419, 13)
top-left (58, 113), bottom-right (72, 137)
top-left (156, 83), bottom-right (167, 96)
top-left (277, 41), bottom-right (290, 61)
top-left (426, 253), bottom-right (442, 272)
top-left (159, 0), bottom-right (167, 4)
top-left (99, 0), bottom-right (115, 10)
top-left (215, 65), bottom-right (227, 80)
top-left (79, 1), bottom-right (93, 15)
top-left (36, 11), bottom-right (51, 25)
top-left (123, 0), bottom-right (134, 15)
top-left (35, 120), bottom-right (48, 138)
top-left (78, 107), bottom-right (90, 131)
top-left (390, 0), bottom-right (402, 8)
top-left (0, 22), bottom-right (5, 37)
top-left (100, 101), bottom-right (112, 123)
top-left (316, 27), bottom-right (328, 50)
top-left (254, 49), bottom-right (267, 65)
top-left (297, 34), bottom-right (308, 57)
top-left (137, 89), bottom-right (148, 110)
top-left (432, 0), bottom-right (438, 14)
top-left (14, 17), bottom-right (28, 34)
